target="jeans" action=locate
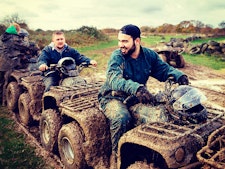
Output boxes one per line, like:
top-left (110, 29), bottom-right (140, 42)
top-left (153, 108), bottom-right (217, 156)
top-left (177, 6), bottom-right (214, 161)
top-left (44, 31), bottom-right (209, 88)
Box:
top-left (43, 72), bottom-right (60, 92)
top-left (102, 99), bottom-right (168, 153)
top-left (104, 99), bottom-right (132, 152)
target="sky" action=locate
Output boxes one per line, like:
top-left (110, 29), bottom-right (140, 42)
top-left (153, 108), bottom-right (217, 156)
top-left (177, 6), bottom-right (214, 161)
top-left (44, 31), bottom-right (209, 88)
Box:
top-left (0, 0), bottom-right (225, 30)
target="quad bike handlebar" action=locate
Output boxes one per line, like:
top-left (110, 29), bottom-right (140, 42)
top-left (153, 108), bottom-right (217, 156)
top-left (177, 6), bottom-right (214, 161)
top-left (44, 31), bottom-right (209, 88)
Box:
top-left (123, 77), bottom-right (177, 106)
top-left (45, 61), bottom-right (90, 77)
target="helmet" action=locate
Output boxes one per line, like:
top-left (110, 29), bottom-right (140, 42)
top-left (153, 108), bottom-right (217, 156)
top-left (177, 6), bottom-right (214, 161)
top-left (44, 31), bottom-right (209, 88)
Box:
top-left (169, 85), bottom-right (208, 124)
top-left (19, 28), bottom-right (29, 37)
top-left (57, 57), bottom-right (78, 76)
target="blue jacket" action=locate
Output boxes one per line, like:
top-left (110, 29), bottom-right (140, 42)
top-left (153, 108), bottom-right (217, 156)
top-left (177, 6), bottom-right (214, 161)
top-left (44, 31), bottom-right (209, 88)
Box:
top-left (37, 43), bottom-right (91, 67)
top-left (98, 46), bottom-right (185, 104)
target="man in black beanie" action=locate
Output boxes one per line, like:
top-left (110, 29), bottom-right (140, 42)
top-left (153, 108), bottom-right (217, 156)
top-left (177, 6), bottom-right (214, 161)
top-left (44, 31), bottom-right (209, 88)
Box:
top-left (98, 24), bottom-right (189, 168)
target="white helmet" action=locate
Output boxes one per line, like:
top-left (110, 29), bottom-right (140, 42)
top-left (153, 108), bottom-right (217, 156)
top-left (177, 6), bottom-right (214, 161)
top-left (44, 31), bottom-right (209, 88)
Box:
top-left (169, 85), bottom-right (208, 124)
top-left (57, 57), bottom-right (78, 76)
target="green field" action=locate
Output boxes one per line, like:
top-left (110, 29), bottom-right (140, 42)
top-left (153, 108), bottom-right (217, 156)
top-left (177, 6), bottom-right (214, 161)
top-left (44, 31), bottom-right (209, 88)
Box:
top-left (0, 106), bottom-right (50, 169)
top-left (78, 34), bottom-right (225, 73)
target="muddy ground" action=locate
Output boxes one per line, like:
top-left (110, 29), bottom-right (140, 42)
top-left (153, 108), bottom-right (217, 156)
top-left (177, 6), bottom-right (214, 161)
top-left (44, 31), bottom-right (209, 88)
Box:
top-left (13, 62), bottom-right (225, 169)
top-left (148, 62), bottom-right (225, 109)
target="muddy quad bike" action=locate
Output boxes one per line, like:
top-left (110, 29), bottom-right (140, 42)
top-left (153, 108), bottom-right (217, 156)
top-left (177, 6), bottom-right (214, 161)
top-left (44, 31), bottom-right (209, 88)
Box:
top-left (39, 58), bottom-right (106, 154)
top-left (40, 75), bottom-right (225, 169)
top-left (4, 59), bottom-right (45, 126)
top-left (5, 57), bottom-right (90, 126)
top-left (119, 80), bottom-right (225, 169)
top-left (155, 46), bottom-right (185, 68)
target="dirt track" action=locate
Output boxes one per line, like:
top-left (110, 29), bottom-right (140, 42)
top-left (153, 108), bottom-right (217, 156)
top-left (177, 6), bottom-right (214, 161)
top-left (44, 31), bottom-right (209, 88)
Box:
top-left (15, 62), bottom-right (225, 169)
top-left (147, 62), bottom-right (225, 109)
top-left (177, 63), bottom-right (225, 109)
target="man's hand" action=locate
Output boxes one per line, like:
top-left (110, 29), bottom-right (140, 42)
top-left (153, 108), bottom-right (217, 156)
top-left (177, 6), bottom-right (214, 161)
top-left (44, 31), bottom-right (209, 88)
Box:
top-left (39, 64), bottom-right (48, 71)
top-left (90, 60), bottom-right (97, 67)
top-left (178, 75), bottom-right (189, 85)
top-left (136, 86), bottom-right (155, 104)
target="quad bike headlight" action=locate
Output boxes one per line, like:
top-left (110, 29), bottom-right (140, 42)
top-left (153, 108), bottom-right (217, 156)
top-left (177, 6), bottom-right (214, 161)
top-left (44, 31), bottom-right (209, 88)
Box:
top-left (175, 147), bottom-right (185, 162)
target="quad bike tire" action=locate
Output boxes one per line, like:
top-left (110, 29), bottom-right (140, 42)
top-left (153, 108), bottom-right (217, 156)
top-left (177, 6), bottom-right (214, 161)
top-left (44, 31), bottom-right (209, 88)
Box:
top-left (189, 46), bottom-right (201, 54)
top-left (58, 121), bottom-right (86, 169)
top-left (40, 109), bottom-right (62, 153)
top-left (127, 161), bottom-right (159, 169)
top-left (175, 55), bottom-right (185, 68)
top-left (18, 93), bottom-right (31, 126)
top-left (158, 54), bottom-right (167, 63)
top-left (6, 82), bottom-right (22, 111)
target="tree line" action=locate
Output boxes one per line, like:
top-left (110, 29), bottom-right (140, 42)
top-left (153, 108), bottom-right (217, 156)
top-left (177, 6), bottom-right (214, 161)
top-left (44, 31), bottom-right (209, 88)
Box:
top-left (1, 13), bottom-right (225, 36)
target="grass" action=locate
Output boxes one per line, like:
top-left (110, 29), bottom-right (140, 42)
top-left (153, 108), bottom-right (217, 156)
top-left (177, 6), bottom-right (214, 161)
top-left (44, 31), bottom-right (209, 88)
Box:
top-left (0, 106), bottom-right (50, 169)
top-left (77, 38), bottom-right (117, 52)
top-left (183, 53), bottom-right (225, 70)
top-left (190, 36), bottom-right (225, 45)
top-left (80, 34), bottom-right (225, 72)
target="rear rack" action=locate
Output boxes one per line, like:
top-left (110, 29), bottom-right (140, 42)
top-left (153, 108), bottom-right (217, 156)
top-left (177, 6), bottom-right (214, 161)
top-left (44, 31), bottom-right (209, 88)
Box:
top-left (60, 95), bottom-right (99, 112)
top-left (59, 82), bottom-right (102, 112)
top-left (50, 81), bottom-right (102, 92)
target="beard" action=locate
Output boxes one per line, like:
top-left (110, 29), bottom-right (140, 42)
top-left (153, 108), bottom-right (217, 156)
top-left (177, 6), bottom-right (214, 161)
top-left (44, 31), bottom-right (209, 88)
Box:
top-left (120, 42), bottom-right (136, 56)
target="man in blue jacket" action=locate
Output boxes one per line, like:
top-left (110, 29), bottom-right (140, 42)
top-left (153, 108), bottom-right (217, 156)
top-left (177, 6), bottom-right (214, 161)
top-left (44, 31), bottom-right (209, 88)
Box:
top-left (38, 31), bottom-right (97, 91)
top-left (98, 24), bottom-right (189, 166)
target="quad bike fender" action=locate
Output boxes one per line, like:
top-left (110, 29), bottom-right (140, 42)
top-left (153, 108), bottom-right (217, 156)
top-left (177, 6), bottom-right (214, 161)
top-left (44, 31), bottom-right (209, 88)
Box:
top-left (20, 76), bottom-right (45, 120)
top-left (8, 69), bottom-right (31, 83)
top-left (60, 107), bottom-right (111, 168)
top-left (117, 123), bottom-right (204, 169)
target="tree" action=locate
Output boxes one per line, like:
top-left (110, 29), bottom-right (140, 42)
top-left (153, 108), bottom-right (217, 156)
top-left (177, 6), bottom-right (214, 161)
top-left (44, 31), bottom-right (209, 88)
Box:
top-left (218, 21), bottom-right (225, 35)
top-left (219, 21), bottom-right (225, 29)
top-left (1, 13), bottom-right (27, 27)
top-left (194, 20), bottom-right (205, 33)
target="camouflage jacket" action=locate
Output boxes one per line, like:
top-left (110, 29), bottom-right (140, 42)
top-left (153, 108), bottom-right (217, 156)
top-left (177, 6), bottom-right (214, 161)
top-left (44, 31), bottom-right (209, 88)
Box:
top-left (0, 33), bottom-right (39, 71)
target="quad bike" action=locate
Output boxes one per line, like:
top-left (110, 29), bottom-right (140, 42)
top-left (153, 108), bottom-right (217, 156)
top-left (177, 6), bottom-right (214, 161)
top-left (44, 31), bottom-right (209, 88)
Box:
top-left (4, 59), bottom-right (44, 126)
top-left (39, 74), bottom-right (225, 169)
top-left (155, 46), bottom-right (185, 68)
top-left (118, 79), bottom-right (225, 169)
top-left (5, 57), bottom-right (91, 126)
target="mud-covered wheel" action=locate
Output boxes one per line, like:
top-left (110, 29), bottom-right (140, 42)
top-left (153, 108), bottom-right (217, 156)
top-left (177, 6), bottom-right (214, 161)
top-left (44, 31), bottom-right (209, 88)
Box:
top-left (6, 82), bottom-right (22, 111)
top-left (18, 93), bottom-right (31, 126)
top-left (158, 54), bottom-right (167, 63)
top-left (128, 161), bottom-right (159, 169)
top-left (175, 55), bottom-right (185, 68)
top-left (40, 109), bottom-right (61, 152)
top-left (189, 46), bottom-right (201, 54)
top-left (58, 122), bottom-right (86, 169)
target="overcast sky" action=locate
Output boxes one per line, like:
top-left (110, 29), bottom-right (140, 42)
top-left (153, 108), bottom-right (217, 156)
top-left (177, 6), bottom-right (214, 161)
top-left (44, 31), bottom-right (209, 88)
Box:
top-left (1, 0), bottom-right (225, 30)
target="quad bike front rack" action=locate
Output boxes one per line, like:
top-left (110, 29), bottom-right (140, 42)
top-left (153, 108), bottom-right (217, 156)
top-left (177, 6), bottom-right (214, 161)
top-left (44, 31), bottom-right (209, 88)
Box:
top-left (197, 125), bottom-right (225, 169)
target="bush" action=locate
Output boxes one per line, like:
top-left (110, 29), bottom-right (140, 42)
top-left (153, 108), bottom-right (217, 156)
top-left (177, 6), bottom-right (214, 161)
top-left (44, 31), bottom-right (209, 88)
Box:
top-left (76, 26), bottom-right (108, 41)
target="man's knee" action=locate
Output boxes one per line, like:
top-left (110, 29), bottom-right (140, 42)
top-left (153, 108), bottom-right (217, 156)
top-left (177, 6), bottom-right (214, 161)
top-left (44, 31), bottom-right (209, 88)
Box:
top-left (43, 76), bottom-right (59, 91)
top-left (104, 99), bottom-right (132, 130)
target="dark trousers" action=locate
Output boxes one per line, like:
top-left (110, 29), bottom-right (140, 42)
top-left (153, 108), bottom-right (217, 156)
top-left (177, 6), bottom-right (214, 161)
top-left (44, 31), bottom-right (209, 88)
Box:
top-left (43, 72), bottom-right (61, 92)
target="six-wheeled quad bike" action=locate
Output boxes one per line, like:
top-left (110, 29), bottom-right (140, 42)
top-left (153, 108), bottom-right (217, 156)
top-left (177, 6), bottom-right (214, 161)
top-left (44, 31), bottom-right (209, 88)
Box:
top-left (39, 74), bottom-right (225, 169)
top-left (5, 62), bottom-right (45, 126)
top-left (155, 46), bottom-right (185, 68)
top-left (4, 57), bottom-right (91, 126)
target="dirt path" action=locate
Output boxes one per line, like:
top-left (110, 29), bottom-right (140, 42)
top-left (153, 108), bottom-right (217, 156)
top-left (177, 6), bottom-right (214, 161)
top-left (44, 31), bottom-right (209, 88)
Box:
top-left (147, 62), bottom-right (225, 109)
top-left (183, 63), bottom-right (225, 108)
